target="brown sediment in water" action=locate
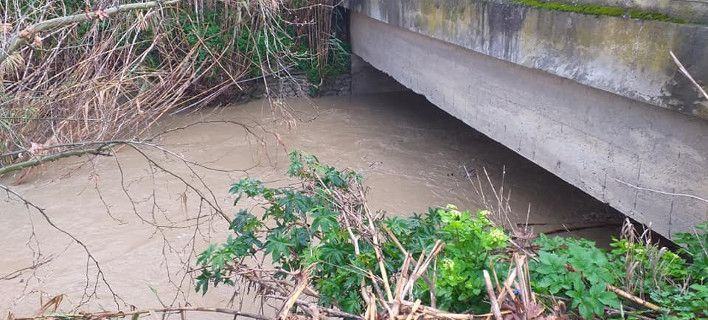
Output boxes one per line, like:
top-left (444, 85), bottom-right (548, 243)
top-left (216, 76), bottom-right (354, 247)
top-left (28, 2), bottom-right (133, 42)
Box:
top-left (0, 92), bottom-right (620, 314)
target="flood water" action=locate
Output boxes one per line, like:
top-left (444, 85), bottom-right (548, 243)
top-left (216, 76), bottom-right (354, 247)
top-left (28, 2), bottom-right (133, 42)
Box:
top-left (0, 92), bottom-right (621, 315)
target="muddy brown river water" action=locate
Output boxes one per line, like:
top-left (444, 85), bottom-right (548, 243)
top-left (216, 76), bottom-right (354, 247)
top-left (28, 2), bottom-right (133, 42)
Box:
top-left (0, 92), bottom-right (621, 315)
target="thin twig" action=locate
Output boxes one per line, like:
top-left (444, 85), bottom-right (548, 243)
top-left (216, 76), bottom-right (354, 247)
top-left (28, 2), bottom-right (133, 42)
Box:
top-left (14, 306), bottom-right (271, 320)
top-left (670, 51), bottom-right (708, 100)
top-left (1, 0), bottom-right (180, 63)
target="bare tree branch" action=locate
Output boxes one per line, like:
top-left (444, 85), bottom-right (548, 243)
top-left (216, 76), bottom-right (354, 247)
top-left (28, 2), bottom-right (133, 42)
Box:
top-left (0, 0), bottom-right (180, 63)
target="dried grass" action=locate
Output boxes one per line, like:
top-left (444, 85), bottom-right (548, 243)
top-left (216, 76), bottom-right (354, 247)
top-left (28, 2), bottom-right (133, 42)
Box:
top-left (0, 0), bottom-right (339, 170)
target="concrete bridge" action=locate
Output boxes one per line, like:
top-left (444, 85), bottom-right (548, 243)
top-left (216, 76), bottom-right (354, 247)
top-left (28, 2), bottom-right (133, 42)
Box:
top-left (343, 0), bottom-right (707, 239)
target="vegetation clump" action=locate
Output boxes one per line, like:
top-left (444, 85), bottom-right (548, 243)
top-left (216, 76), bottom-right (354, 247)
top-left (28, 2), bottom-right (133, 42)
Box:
top-left (0, 0), bottom-right (349, 168)
top-left (195, 151), bottom-right (707, 319)
top-left (512, 0), bottom-right (687, 24)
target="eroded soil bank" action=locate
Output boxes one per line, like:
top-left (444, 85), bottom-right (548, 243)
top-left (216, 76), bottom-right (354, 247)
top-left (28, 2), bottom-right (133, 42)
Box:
top-left (0, 92), bottom-right (621, 314)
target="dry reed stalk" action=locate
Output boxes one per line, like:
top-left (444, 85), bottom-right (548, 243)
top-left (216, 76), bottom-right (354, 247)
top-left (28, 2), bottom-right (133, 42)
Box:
top-left (13, 306), bottom-right (273, 320)
top-left (483, 270), bottom-right (503, 320)
top-left (607, 284), bottom-right (661, 312)
top-left (277, 266), bottom-right (313, 320)
top-left (0, 0), bottom-right (340, 175)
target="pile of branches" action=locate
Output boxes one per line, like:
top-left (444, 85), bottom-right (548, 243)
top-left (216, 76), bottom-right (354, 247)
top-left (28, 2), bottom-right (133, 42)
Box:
top-left (11, 254), bottom-right (552, 320)
top-left (0, 0), bottom-right (339, 171)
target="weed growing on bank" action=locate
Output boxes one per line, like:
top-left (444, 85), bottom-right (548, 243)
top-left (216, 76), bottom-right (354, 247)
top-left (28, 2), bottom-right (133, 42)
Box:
top-left (196, 151), bottom-right (707, 319)
top-left (0, 1), bottom-right (350, 168)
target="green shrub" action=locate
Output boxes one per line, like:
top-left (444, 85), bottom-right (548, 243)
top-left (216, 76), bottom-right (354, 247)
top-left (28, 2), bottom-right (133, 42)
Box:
top-left (195, 151), bottom-right (706, 319)
top-left (195, 152), bottom-right (506, 314)
top-left (649, 223), bottom-right (708, 319)
top-left (531, 229), bottom-right (707, 319)
top-left (385, 206), bottom-right (508, 313)
top-left (530, 235), bottom-right (622, 319)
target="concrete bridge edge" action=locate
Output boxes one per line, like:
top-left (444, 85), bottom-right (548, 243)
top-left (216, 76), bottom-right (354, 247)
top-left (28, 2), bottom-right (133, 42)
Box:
top-left (348, 12), bottom-right (707, 238)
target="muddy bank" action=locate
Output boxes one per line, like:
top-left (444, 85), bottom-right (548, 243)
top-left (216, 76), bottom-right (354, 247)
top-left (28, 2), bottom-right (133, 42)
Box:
top-left (0, 92), bottom-right (620, 314)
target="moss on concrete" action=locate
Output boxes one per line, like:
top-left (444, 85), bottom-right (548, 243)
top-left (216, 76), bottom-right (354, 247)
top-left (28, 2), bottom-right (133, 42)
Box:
top-left (513, 0), bottom-right (687, 23)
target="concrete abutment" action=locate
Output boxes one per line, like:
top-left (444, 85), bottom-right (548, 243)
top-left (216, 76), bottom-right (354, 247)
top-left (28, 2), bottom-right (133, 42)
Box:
top-left (348, 11), bottom-right (707, 238)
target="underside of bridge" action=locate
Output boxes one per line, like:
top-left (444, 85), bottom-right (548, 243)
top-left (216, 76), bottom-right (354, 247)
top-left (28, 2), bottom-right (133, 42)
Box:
top-left (345, 0), bottom-right (708, 239)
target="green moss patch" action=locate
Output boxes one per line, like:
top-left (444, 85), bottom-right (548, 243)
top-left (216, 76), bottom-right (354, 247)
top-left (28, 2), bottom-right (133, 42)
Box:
top-left (513, 0), bottom-right (687, 23)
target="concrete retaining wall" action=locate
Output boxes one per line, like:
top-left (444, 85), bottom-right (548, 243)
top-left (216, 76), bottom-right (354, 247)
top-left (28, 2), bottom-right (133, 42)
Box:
top-left (350, 12), bottom-right (707, 237)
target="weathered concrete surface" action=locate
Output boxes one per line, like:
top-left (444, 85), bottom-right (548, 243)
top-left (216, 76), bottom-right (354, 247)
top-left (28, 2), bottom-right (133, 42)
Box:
top-left (349, 12), bottom-right (707, 238)
top-left (345, 0), bottom-right (708, 119)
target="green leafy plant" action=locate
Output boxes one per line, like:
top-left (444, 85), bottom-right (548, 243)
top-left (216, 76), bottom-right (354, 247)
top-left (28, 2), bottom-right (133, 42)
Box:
top-left (195, 151), bottom-right (508, 314)
top-left (385, 206), bottom-right (508, 313)
top-left (649, 223), bottom-right (707, 319)
top-left (195, 151), bottom-right (707, 319)
top-left (195, 151), bottom-right (367, 312)
top-left (673, 222), bottom-right (707, 283)
top-left (531, 235), bottom-right (622, 319)
top-left (531, 225), bottom-right (707, 319)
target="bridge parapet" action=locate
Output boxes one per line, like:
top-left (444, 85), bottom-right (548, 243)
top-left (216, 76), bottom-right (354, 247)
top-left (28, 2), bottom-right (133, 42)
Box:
top-left (345, 0), bottom-right (708, 119)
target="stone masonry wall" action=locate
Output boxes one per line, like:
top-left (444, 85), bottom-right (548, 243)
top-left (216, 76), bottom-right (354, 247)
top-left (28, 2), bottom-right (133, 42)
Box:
top-left (233, 72), bottom-right (351, 103)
